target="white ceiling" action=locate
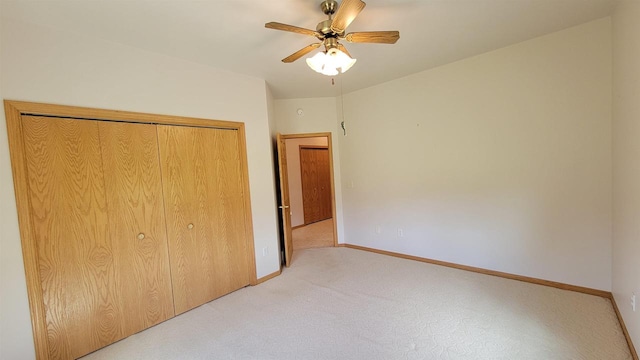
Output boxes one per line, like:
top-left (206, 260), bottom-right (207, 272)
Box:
top-left (1, 0), bottom-right (614, 99)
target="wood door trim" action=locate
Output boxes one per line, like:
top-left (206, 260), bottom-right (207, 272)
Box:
top-left (237, 124), bottom-right (258, 285)
top-left (5, 101), bottom-right (244, 129)
top-left (4, 102), bottom-right (49, 359)
top-left (326, 134), bottom-right (339, 247)
top-left (279, 132), bottom-right (339, 248)
top-left (299, 145), bottom-right (328, 150)
top-left (4, 100), bottom-right (257, 359)
top-left (281, 132), bottom-right (330, 139)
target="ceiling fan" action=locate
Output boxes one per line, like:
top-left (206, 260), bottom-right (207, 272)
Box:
top-left (265, 0), bottom-right (400, 76)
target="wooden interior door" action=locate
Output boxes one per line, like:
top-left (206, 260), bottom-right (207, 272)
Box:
top-left (22, 116), bottom-right (124, 358)
top-left (158, 125), bottom-right (252, 314)
top-left (276, 133), bottom-right (294, 267)
top-left (301, 147), bottom-right (332, 224)
top-left (99, 121), bottom-right (175, 333)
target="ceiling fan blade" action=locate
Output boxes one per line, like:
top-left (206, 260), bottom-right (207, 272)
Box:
top-left (345, 31), bottom-right (400, 44)
top-left (330, 0), bottom-right (366, 34)
top-left (282, 43), bottom-right (322, 63)
top-left (337, 43), bottom-right (353, 58)
top-left (265, 22), bottom-right (318, 37)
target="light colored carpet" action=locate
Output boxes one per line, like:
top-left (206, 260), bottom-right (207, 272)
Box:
top-left (292, 218), bottom-right (334, 250)
top-left (82, 247), bottom-right (632, 360)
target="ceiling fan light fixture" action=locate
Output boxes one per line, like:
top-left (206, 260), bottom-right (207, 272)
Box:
top-left (306, 48), bottom-right (356, 76)
top-left (306, 52), bottom-right (329, 73)
top-left (331, 47), bottom-right (357, 73)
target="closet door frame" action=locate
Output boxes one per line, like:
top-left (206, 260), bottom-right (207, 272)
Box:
top-left (4, 100), bottom-right (258, 359)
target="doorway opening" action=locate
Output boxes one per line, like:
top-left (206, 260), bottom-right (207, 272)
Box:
top-left (276, 133), bottom-right (338, 267)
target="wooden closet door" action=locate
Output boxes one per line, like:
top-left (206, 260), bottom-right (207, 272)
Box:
top-left (301, 147), bottom-right (332, 224)
top-left (22, 116), bottom-right (175, 359)
top-left (23, 116), bottom-right (122, 359)
top-left (157, 125), bottom-right (252, 315)
top-left (301, 148), bottom-right (320, 224)
top-left (98, 121), bottom-right (175, 333)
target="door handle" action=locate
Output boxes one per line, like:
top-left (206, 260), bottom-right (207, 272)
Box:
top-left (278, 205), bottom-right (290, 209)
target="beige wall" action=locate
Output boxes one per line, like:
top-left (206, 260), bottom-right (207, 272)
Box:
top-left (612, 0), bottom-right (640, 349)
top-left (285, 137), bottom-right (329, 227)
top-left (339, 18), bottom-right (612, 290)
top-left (274, 97), bottom-right (345, 243)
top-left (0, 18), bottom-right (280, 359)
top-left (0, 8), bottom-right (29, 360)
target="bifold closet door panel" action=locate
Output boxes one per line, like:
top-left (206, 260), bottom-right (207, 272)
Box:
top-left (301, 148), bottom-right (332, 224)
top-left (98, 121), bottom-right (175, 333)
top-left (22, 116), bottom-right (123, 359)
top-left (157, 125), bottom-right (252, 315)
top-left (301, 148), bottom-right (321, 224)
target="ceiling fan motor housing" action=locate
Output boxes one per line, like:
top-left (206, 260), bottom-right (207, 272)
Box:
top-left (317, 19), bottom-right (344, 37)
top-left (317, 19), bottom-right (332, 35)
top-left (318, 1), bottom-right (345, 37)
top-left (321, 0), bottom-right (338, 16)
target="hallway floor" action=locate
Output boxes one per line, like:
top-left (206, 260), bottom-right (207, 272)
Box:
top-left (292, 218), bottom-right (334, 250)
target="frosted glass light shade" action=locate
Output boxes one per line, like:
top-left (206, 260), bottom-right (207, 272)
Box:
top-left (306, 48), bottom-right (356, 76)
